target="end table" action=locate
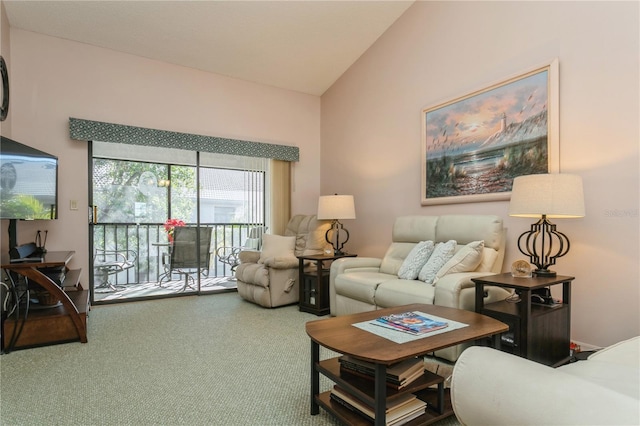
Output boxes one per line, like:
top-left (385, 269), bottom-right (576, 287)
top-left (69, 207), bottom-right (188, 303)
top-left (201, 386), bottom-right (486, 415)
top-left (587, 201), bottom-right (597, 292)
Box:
top-left (297, 253), bottom-right (356, 315)
top-left (472, 273), bottom-right (575, 367)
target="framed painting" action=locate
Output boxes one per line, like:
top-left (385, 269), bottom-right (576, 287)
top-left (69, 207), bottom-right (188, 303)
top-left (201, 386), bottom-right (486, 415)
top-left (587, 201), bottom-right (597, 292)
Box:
top-left (421, 59), bottom-right (559, 205)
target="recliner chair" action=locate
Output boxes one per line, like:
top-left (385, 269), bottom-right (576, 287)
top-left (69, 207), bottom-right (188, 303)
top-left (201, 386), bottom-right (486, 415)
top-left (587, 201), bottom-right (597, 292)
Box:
top-left (235, 215), bottom-right (330, 308)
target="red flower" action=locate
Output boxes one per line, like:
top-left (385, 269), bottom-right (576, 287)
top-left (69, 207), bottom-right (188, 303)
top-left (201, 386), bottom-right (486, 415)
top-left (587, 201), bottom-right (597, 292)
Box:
top-left (163, 218), bottom-right (185, 242)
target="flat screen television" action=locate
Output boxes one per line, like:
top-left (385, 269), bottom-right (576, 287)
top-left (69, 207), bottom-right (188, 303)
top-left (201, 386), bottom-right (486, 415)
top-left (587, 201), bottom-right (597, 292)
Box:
top-left (0, 136), bottom-right (58, 220)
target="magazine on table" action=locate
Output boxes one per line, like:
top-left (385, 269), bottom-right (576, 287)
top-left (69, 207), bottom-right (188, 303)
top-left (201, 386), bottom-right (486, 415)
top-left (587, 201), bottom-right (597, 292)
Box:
top-left (374, 311), bottom-right (448, 335)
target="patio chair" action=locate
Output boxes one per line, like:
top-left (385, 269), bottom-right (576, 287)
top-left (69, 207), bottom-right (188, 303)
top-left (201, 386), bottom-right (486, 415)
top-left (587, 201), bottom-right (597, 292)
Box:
top-left (215, 226), bottom-right (267, 275)
top-left (159, 226), bottom-right (213, 292)
top-left (93, 248), bottom-right (137, 292)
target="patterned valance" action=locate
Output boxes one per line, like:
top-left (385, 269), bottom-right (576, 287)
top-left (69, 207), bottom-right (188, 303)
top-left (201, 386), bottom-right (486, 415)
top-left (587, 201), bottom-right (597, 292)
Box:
top-left (69, 117), bottom-right (299, 162)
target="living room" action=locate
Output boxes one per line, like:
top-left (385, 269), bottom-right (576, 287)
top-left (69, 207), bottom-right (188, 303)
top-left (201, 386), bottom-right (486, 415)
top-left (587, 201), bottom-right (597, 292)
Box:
top-left (0, 1), bottom-right (638, 424)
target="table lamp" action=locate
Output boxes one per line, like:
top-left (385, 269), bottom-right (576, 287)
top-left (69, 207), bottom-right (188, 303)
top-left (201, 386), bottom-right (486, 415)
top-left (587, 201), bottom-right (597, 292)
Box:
top-left (509, 173), bottom-right (585, 276)
top-left (317, 194), bottom-right (356, 255)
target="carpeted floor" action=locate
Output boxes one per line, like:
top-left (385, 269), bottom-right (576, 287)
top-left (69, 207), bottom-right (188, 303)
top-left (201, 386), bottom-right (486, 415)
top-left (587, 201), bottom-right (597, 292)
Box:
top-left (0, 293), bottom-right (461, 425)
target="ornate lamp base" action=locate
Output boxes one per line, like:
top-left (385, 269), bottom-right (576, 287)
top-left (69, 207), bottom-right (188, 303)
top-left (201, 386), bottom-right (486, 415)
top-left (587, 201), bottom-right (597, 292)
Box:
top-left (325, 220), bottom-right (350, 255)
top-left (517, 215), bottom-right (571, 277)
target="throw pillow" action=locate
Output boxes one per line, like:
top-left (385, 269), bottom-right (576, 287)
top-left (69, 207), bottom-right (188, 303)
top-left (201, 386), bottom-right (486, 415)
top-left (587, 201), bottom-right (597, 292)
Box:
top-left (397, 241), bottom-right (435, 280)
top-left (259, 234), bottom-right (297, 264)
top-left (418, 240), bottom-right (456, 285)
top-left (434, 240), bottom-right (485, 281)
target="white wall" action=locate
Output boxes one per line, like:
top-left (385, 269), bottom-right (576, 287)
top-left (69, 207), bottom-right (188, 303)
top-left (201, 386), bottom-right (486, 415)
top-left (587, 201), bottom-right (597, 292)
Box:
top-left (2, 28), bottom-right (322, 275)
top-left (321, 1), bottom-right (639, 348)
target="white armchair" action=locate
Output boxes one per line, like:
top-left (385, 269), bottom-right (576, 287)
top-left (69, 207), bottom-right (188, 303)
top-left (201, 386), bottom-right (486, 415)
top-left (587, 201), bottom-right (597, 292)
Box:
top-left (451, 337), bottom-right (640, 425)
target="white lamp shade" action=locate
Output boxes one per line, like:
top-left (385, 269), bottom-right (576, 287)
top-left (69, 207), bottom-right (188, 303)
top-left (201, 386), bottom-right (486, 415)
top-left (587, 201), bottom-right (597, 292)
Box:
top-left (317, 195), bottom-right (356, 220)
top-left (509, 173), bottom-right (585, 219)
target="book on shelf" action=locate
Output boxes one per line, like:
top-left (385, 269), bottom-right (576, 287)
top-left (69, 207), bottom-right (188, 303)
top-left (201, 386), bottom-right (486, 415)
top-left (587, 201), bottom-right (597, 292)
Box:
top-left (36, 266), bottom-right (66, 286)
top-left (339, 355), bottom-right (424, 381)
top-left (340, 365), bottom-right (425, 390)
top-left (338, 355), bottom-right (425, 389)
top-left (374, 311), bottom-right (448, 335)
top-left (330, 385), bottom-right (427, 426)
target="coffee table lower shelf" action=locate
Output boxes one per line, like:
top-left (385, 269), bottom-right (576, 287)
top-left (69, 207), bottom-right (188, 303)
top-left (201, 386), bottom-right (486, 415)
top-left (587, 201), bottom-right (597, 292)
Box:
top-left (315, 357), bottom-right (453, 426)
top-left (316, 389), bottom-right (453, 426)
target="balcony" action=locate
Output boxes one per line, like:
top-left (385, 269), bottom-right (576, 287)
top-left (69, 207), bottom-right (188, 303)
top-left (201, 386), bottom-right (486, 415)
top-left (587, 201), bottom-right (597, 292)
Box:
top-left (92, 222), bottom-right (260, 303)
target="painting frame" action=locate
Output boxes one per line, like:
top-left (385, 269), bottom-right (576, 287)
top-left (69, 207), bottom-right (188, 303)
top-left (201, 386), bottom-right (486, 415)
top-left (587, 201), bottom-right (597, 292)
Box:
top-left (421, 59), bottom-right (559, 206)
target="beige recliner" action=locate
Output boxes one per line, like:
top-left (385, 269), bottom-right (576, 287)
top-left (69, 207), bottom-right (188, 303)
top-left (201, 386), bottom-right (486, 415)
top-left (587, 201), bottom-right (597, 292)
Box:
top-left (235, 215), bottom-right (331, 308)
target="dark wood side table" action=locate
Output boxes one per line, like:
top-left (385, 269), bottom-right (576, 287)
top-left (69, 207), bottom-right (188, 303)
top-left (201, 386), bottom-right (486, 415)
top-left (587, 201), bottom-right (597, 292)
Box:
top-left (472, 273), bottom-right (575, 367)
top-left (297, 253), bottom-right (356, 316)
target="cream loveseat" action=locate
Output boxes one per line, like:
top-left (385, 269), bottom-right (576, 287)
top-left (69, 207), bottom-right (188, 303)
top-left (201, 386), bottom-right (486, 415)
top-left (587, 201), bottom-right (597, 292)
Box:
top-left (236, 215), bottom-right (330, 308)
top-left (451, 336), bottom-right (640, 425)
top-left (329, 215), bottom-right (510, 361)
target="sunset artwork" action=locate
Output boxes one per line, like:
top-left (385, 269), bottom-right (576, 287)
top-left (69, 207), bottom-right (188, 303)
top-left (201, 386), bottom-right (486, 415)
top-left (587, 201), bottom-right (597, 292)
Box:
top-left (422, 66), bottom-right (552, 204)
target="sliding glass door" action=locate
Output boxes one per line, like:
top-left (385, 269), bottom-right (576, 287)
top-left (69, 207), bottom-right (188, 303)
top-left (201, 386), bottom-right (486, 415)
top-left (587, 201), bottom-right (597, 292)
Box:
top-left (90, 142), bottom-right (266, 304)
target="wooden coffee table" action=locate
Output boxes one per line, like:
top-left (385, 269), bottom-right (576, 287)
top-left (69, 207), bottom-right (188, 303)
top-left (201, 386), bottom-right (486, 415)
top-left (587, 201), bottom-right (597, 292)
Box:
top-left (305, 303), bottom-right (508, 426)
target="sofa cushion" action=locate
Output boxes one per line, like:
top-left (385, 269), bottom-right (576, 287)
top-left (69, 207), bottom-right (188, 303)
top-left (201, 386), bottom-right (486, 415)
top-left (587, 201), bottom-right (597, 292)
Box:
top-left (435, 240), bottom-right (484, 281)
top-left (392, 215), bottom-right (439, 242)
top-left (418, 240), bottom-right (456, 284)
top-left (397, 240), bottom-right (435, 280)
top-left (335, 272), bottom-right (389, 305)
top-left (476, 247), bottom-right (499, 272)
top-left (436, 215), bottom-right (504, 250)
top-left (375, 279), bottom-right (436, 307)
top-left (379, 242), bottom-right (416, 276)
top-left (259, 234), bottom-right (296, 263)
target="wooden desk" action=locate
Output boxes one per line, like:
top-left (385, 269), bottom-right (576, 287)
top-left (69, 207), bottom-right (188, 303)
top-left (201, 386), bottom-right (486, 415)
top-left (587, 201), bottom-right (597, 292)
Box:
top-left (1, 251), bottom-right (89, 352)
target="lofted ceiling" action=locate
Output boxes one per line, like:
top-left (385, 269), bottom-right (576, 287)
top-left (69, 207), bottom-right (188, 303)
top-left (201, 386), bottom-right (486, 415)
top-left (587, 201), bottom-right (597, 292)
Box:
top-left (3, 0), bottom-right (414, 96)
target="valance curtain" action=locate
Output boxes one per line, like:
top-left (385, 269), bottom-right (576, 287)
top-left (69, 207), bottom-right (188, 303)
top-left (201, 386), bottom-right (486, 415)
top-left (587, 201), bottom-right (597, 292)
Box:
top-left (69, 117), bottom-right (299, 162)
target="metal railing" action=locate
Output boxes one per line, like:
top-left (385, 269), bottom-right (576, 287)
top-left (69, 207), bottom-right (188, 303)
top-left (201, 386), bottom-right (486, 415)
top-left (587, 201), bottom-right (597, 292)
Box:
top-left (92, 222), bottom-right (262, 286)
